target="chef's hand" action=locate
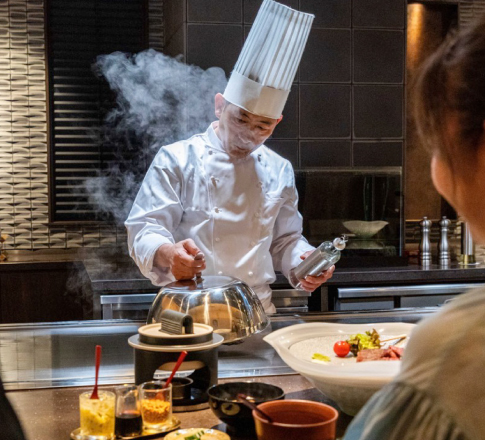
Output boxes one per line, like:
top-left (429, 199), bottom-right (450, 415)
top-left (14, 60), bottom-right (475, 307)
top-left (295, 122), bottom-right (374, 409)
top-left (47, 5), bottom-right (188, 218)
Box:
top-left (154, 239), bottom-right (206, 280)
top-left (297, 250), bottom-right (335, 292)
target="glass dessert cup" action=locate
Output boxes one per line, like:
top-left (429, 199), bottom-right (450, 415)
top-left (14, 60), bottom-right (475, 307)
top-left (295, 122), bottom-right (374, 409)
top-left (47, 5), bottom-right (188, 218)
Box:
top-left (139, 381), bottom-right (172, 432)
top-left (79, 390), bottom-right (115, 440)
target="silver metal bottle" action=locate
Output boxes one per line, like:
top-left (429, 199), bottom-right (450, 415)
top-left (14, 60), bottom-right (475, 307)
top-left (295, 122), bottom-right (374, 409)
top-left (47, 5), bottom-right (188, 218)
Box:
top-left (438, 216), bottom-right (451, 267)
top-left (419, 217), bottom-right (432, 267)
top-left (288, 235), bottom-right (348, 290)
top-left (460, 220), bottom-right (476, 265)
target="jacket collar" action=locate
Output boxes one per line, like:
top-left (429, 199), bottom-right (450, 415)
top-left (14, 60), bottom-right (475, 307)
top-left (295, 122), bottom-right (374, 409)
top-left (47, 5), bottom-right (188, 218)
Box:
top-left (207, 122), bottom-right (224, 152)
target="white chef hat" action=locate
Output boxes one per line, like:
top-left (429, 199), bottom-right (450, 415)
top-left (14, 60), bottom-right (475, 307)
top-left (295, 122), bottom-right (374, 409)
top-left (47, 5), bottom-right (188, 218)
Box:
top-left (223, 0), bottom-right (314, 119)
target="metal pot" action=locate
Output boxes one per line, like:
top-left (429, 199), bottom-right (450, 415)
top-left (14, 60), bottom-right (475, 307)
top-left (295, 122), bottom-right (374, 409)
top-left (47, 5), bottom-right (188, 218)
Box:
top-left (129, 310), bottom-right (226, 411)
top-left (147, 275), bottom-right (269, 344)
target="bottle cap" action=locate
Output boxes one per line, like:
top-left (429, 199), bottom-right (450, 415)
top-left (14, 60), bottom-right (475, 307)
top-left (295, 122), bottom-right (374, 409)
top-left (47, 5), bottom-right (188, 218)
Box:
top-left (333, 235), bottom-right (348, 251)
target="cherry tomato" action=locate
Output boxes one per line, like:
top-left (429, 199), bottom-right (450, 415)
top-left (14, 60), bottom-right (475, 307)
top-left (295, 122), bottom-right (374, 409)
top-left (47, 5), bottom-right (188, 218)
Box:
top-left (333, 341), bottom-right (350, 357)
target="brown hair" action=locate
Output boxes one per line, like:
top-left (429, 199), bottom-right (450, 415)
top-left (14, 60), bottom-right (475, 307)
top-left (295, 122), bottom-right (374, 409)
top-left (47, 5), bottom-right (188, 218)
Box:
top-left (414, 13), bottom-right (485, 178)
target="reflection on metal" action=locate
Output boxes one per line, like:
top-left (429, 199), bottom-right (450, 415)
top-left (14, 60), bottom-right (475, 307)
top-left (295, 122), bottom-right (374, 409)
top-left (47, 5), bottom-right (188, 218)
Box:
top-left (336, 283), bottom-right (485, 298)
top-left (407, 3), bottom-right (426, 69)
top-left (0, 309), bottom-right (439, 391)
top-left (419, 217), bottom-right (432, 267)
top-left (147, 276), bottom-right (269, 344)
top-left (101, 294), bottom-right (157, 320)
top-left (438, 216), bottom-right (451, 266)
top-left (460, 221), bottom-right (477, 266)
top-left (272, 288), bottom-right (311, 313)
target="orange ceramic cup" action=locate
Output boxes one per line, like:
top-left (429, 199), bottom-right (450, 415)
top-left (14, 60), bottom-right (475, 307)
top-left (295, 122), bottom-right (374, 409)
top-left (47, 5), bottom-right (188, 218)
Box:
top-left (253, 399), bottom-right (338, 440)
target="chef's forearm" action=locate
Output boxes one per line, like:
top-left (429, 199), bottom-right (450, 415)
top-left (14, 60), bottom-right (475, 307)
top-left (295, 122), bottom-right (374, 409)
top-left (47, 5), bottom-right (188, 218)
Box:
top-left (125, 225), bottom-right (173, 282)
top-left (153, 243), bottom-right (174, 269)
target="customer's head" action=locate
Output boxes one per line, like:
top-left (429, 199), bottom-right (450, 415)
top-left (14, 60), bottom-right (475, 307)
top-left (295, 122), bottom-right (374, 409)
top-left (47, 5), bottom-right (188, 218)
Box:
top-left (414, 13), bottom-right (485, 243)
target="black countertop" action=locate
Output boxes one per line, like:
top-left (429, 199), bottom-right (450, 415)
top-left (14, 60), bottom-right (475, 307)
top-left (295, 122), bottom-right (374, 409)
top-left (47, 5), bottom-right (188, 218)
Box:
top-left (2, 249), bottom-right (485, 294)
top-left (84, 260), bottom-right (485, 294)
top-left (325, 262), bottom-right (485, 285)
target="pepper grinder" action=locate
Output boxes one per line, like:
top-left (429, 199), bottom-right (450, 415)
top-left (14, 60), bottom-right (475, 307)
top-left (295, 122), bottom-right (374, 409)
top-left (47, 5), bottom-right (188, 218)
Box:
top-left (438, 216), bottom-right (451, 267)
top-left (419, 217), bottom-right (432, 266)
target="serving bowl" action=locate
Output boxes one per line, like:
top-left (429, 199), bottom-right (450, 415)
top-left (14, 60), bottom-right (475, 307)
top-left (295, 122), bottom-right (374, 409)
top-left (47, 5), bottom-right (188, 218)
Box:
top-left (207, 382), bottom-right (285, 433)
top-left (343, 220), bottom-right (388, 238)
top-left (264, 322), bottom-right (415, 415)
top-left (253, 400), bottom-right (338, 440)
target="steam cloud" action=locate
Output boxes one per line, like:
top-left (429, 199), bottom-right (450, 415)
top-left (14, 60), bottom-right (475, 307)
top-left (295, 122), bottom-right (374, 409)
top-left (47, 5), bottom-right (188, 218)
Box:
top-left (84, 49), bottom-right (227, 224)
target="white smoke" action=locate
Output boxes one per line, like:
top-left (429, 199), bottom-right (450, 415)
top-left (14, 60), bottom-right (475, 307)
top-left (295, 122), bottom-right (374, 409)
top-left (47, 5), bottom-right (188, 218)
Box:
top-left (84, 49), bottom-right (227, 224)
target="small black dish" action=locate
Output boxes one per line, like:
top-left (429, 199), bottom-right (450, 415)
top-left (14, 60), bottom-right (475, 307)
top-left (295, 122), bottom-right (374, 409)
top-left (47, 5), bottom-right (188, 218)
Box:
top-left (207, 382), bottom-right (285, 433)
top-left (171, 377), bottom-right (193, 400)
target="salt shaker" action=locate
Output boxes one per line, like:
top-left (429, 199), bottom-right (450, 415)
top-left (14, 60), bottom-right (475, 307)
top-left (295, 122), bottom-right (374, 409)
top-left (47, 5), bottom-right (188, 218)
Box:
top-left (288, 235), bottom-right (347, 290)
top-left (438, 216), bottom-right (451, 267)
top-left (419, 217), bottom-right (432, 266)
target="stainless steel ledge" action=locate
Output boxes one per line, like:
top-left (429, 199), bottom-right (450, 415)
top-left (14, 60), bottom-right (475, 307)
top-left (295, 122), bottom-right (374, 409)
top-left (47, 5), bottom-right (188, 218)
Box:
top-left (337, 282), bottom-right (485, 298)
top-left (0, 309), bottom-right (439, 391)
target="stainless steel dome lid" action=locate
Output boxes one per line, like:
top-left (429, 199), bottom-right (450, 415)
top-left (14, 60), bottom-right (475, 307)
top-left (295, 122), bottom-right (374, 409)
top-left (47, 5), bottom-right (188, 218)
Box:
top-left (147, 275), bottom-right (270, 344)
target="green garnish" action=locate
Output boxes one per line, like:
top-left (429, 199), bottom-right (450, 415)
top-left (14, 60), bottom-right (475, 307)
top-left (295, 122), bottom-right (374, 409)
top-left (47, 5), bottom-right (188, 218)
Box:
top-left (347, 329), bottom-right (380, 356)
top-left (312, 353), bottom-right (331, 362)
top-left (184, 430), bottom-right (208, 440)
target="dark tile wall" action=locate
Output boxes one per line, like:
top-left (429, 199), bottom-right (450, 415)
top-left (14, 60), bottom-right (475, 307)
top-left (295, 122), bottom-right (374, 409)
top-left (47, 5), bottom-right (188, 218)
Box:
top-left (164, 0), bottom-right (406, 170)
top-left (353, 0), bottom-right (405, 29)
top-left (296, 170), bottom-right (402, 252)
top-left (163, 0), bottom-right (405, 253)
top-left (300, 29), bottom-right (352, 83)
top-left (186, 24), bottom-right (243, 75)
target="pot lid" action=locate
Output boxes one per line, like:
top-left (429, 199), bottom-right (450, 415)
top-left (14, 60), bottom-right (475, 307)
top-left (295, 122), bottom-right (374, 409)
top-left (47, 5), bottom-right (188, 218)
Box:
top-left (148, 275), bottom-right (270, 344)
top-left (128, 332), bottom-right (224, 353)
top-left (164, 275), bottom-right (239, 292)
top-left (138, 323), bottom-right (213, 346)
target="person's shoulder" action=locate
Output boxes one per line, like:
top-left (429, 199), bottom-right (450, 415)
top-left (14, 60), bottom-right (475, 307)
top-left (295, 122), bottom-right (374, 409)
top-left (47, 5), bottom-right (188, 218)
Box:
top-left (259, 144), bottom-right (294, 172)
top-left (407, 287), bottom-right (485, 347)
top-left (435, 286), bottom-right (485, 350)
top-left (417, 289), bottom-right (485, 439)
top-left (399, 286), bottom-right (485, 381)
top-left (153, 131), bottom-right (206, 163)
top-left (260, 144), bottom-right (290, 162)
top-left (160, 131), bottom-right (206, 153)
top-left (258, 146), bottom-right (296, 194)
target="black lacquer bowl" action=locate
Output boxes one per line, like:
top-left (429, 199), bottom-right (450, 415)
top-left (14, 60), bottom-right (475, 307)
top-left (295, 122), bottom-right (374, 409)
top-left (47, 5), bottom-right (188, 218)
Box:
top-left (207, 382), bottom-right (285, 433)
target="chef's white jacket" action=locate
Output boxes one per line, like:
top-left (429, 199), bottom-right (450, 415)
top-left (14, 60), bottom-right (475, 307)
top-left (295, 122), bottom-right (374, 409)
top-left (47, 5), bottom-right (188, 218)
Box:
top-left (125, 122), bottom-right (314, 313)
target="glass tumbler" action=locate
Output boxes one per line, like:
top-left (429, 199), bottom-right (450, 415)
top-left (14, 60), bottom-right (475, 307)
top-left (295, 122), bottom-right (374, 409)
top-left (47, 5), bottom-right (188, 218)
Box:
top-left (79, 390), bottom-right (115, 439)
top-left (139, 381), bottom-right (172, 431)
top-left (115, 385), bottom-right (142, 437)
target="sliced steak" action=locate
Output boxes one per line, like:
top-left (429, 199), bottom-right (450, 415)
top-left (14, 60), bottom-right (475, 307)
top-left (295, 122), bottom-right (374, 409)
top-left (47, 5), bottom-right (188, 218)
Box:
top-left (356, 346), bottom-right (404, 362)
top-left (356, 348), bottom-right (389, 362)
top-left (390, 346), bottom-right (404, 357)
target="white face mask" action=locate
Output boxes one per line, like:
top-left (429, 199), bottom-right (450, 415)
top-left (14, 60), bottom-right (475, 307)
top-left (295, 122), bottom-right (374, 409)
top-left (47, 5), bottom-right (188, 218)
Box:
top-left (216, 103), bottom-right (279, 159)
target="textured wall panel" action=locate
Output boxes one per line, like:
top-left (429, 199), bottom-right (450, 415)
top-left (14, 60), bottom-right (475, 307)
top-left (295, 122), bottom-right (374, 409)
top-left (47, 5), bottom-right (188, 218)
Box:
top-left (149, 0), bottom-right (164, 50)
top-left (0, 0), bottom-right (163, 250)
top-left (460, 1), bottom-right (485, 26)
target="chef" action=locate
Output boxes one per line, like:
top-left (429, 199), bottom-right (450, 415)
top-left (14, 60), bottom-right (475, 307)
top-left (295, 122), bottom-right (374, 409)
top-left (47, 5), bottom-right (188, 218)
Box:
top-left (125, 0), bottom-right (334, 313)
